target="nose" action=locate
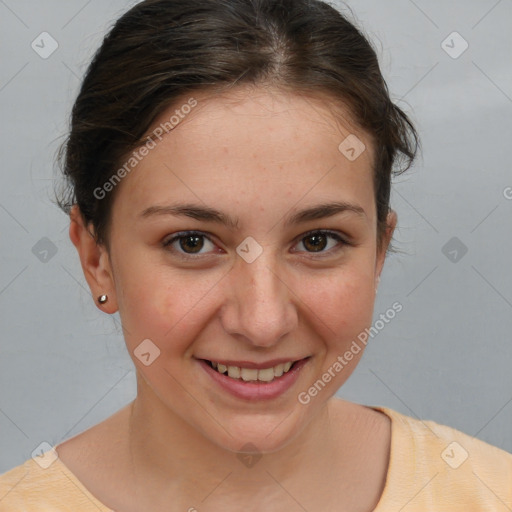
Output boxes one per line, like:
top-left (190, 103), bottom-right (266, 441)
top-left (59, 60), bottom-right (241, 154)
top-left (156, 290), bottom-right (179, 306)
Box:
top-left (220, 251), bottom-right (298, 349)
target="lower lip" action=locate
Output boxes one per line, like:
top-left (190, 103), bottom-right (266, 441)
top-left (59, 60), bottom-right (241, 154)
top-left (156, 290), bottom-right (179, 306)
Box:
top-left (198, 358), bottom-right (310, 401)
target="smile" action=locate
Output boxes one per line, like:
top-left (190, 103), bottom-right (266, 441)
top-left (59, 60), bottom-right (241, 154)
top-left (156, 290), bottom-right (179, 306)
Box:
top-left (198, 357), bottom-right (311, 401)
top-left (206, 360), bottom-right (296, 382)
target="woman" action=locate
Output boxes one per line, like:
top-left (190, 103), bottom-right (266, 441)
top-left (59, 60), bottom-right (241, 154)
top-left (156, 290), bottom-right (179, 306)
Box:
top-left (1, 0), bottom-right (511, 510)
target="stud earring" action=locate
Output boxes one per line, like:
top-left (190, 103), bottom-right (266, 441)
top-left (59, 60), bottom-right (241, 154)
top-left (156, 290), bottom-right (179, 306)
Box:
top-left (98, 294), bottom-right (108, 304)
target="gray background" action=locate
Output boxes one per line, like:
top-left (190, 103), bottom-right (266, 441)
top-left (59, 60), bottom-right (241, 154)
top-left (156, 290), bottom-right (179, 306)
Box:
top-left (1, 0), bottom-right (511, 474)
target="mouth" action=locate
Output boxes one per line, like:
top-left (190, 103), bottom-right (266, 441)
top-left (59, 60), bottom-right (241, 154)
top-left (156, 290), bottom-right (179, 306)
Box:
top-left (197, 356), bottom-right (311, 401)
top-left (202, 358), bottom-right (304, 383)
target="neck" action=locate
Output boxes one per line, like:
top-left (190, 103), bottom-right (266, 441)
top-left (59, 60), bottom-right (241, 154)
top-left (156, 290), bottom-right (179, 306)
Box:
top-left (125, 377), bottom-right (352, 507)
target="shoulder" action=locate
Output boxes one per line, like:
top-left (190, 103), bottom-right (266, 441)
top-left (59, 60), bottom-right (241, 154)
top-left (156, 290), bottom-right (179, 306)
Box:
top-left (0, 449), bottom-right (112, 511)
top-left (373, 406), bottom-right (512, 511)
top-left (384, 406), bottom-right (512, 471)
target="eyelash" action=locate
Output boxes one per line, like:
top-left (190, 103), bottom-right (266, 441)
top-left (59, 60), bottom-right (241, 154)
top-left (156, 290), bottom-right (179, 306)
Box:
top-left (162, 229), bottom-right (350, 260)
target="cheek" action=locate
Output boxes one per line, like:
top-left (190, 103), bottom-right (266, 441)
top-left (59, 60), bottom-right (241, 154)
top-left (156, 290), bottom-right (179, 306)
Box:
top-left (305, 275), bottom-right (375, 390)
top-left (303, 269), bottom-right (375, 340)
top-left (115, 258), bottom-right (223, 354)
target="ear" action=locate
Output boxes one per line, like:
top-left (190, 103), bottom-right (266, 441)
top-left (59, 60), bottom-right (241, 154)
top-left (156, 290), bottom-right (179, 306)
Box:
top-left (68, 205), bottom-right (118, 313)
top-left (374, 209), bottom-right (397, 288)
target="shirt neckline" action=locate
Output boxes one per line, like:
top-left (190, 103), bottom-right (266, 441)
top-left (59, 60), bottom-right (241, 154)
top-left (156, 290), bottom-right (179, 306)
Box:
top-left (367, 405), bottom-right (412, 511)
top-left (48, 405), bottom-right (405, 511)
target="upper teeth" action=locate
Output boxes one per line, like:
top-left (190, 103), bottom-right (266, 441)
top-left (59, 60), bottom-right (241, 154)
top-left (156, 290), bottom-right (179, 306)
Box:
top-left (210, 361), bottom-right (294, 382)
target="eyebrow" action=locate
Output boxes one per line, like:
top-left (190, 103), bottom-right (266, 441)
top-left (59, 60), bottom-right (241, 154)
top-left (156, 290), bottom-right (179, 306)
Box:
top-left (138, 201), bottom-right (366, 229)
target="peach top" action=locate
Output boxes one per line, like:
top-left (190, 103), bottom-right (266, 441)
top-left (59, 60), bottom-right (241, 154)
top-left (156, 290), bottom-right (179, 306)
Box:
top-left (1, 407), bottom-right (511, 511)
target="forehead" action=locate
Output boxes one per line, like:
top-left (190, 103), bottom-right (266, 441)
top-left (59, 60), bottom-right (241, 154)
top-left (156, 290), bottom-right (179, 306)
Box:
top-left (111, 86), bottom-right (376, 225)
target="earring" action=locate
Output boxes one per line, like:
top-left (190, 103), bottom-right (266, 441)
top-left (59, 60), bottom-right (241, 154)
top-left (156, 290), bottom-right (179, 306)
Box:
top-left (98, 294), bottom-right (108, 304)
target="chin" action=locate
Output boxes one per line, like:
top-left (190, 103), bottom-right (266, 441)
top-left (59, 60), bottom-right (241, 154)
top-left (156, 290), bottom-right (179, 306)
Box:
top-left (205, 409), bottom-right (309, 456)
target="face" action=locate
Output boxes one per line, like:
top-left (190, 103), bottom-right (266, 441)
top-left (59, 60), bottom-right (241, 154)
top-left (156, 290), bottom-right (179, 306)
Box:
top-left (73, 86), bottom-right (396, 454)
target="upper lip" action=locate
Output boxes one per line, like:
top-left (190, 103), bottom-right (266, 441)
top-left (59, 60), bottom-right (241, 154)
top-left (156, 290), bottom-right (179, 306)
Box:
top-left (198, 356), bottom-right (309, 370)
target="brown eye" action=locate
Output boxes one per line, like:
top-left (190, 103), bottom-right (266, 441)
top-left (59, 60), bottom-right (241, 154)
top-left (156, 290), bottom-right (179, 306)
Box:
top-left (303, 233), bottom-right (328, 252)
top-left (163, 231), bottom-right (216, 258)
top-left (178, 234), bottom-right (204, 253)
top-left (295, 230), bottom-right (348, 255)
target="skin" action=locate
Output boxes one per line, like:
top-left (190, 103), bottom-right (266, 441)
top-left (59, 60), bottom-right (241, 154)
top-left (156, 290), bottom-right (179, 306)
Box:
top-left (60, 85), bottom-right (397, 512)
